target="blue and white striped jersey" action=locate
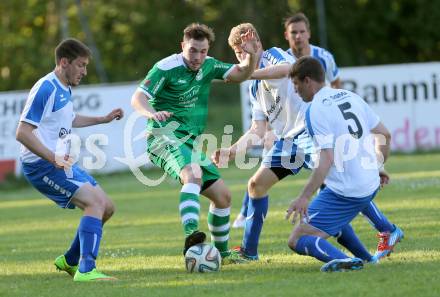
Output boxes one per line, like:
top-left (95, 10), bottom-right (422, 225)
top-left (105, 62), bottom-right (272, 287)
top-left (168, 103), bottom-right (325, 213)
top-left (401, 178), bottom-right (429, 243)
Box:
top-left (249, 47), bottom-right (309, 139)
top-left (286, 44), bottom-right (340, 84)
top-left (20, 72), bottom-right (75, 163)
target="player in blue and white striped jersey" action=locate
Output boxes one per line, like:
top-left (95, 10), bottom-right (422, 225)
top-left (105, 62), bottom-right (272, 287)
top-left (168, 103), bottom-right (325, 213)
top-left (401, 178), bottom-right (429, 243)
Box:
top-left (212, 23), bottom-right (314, 260)
top-left (231, 13), bottom-right (341, 231)
top-left (284, 12), bottom-right (341, 88)
top-left (16, 38), bottom-right (123, 281)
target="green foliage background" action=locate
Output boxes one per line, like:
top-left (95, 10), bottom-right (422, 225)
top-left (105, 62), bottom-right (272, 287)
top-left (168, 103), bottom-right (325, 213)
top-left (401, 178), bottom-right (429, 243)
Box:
top-left (1, 0), bottom-right (440, 91)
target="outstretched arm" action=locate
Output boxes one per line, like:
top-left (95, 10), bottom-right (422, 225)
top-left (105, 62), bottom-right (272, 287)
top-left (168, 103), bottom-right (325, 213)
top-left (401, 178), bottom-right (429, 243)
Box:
top-left (72, 108), bottom-right (124, 128)
top-left (371, 121), bottom-right (391, 187)
top-left (131, 90), bottom-right (173, 121)
top-left (371, 121), bottom-right (391, 164)
top-left (251, 64), bottom-right (291, 80)
top-left (285, 148), bottom-right (333, 223)
top-left (211, 120), bottom-right (267, 167)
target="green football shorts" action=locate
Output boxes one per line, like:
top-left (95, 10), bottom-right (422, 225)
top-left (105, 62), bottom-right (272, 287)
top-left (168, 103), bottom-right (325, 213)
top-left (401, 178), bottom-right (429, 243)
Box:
top-left (146, 132), bottom-right (220, 189)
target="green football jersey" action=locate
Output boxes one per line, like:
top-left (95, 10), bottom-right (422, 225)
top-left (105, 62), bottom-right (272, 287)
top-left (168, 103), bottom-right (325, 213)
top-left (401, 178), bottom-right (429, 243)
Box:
top-left (138, 53), bottom-right (235, 136)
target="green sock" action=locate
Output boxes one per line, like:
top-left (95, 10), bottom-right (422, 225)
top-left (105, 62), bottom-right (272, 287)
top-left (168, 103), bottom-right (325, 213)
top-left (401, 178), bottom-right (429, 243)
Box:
top-left (179, 183), bottom-right (201, 236)
top-left (207, 205), bottom-right (230, 257)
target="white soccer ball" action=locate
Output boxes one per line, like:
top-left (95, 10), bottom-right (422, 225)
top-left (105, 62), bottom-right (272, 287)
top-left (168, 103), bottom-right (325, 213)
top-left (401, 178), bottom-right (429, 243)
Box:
top-left (185, 243), bottom-right (221, 273)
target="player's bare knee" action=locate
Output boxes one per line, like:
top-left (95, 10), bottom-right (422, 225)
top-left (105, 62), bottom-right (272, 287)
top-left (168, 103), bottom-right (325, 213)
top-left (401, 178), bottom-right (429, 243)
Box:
top-left (87, 192), bottom-right (108, 213)
top-left (287, 237), bottom-right (297, 251)
top-left (221, 189), bottom-right (232, 206)
top-left (103, 199), bottom-right (115, 221)
top-left (107, 200), bottom-right (115, 215)
top-left (287, 226), bottom-right (306, 251)
top-left (247, 177), bottom-right (257, 192)
top-left (248, 177), bottom-right (267, 197)
top-left (212, 189), bottom-right (231, 208)
top-left (103, 208), bottom-right (114, 223)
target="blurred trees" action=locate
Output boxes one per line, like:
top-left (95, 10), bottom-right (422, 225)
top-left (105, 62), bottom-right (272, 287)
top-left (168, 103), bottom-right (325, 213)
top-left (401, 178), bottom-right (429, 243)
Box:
top-left (310, 0), bottom-right (440, 66)
top-left (1, 0), bottom-right (440, 91)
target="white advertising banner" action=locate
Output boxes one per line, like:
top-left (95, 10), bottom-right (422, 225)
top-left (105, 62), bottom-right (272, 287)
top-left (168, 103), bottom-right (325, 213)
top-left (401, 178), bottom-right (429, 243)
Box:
top-left (340, 62), bottom-right (440, 151)
top-left (0, 82), bottom-right (151, 177)
top-left (240, 62), bottom-right (440, 152)
top-left (2, 62), bottom-right (439, 178)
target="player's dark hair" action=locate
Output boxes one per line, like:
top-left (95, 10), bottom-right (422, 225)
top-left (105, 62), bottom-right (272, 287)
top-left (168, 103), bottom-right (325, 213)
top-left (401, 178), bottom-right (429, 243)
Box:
top-left (284, 12), bottom-right (310, 31)
top-left (55, 38), bottom-right (91, 64)
top-left (183, 23), bottom-right (215, 45)
top-left (289, 56), bottom-right (325, 83)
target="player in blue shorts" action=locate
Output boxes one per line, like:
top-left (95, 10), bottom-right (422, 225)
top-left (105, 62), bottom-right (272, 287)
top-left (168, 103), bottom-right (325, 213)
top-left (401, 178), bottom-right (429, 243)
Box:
top-left (218, 23), bottom-right (402, 263)
top-left (16, 38), bottom-right (123, 281)
top-left (233, 12), bottom-right (341, 227)
top-left (232, 18), bottom-right (402, 260)
top-left (212, 23), bottom-right (313, 260)
top-left (283, 12), bottom-right (403, 259)
top-left (285, 56), bottom-right (400, 272)
top-left (231, 13), bottom-right (341, 225)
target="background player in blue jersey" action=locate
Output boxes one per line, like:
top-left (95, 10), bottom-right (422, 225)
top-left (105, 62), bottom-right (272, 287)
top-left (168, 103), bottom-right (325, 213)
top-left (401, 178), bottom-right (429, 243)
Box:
top-left (16, 38), bottom-right (123, 281)
top-left (284, 12), bottom-right (341, 88)
top-left (285, 56), bottom-right (402, 272)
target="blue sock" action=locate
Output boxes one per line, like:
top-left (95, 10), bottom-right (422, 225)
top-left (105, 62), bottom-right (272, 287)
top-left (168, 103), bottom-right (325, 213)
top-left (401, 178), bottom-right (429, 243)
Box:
top-left (78, 216), bottom-right (102, 273)
top-left (239, 191), bottom-right (250, 217)
top-left (64, 230), bottom-right (80, 266)
top-left (336, 224), bottom-right (372, 261)
top-left (362, 202), bottom-right (394, 232)
top-left (242, 196), bottom-right (268, 257)
top-left (294, 235), bottom-right (349, 263)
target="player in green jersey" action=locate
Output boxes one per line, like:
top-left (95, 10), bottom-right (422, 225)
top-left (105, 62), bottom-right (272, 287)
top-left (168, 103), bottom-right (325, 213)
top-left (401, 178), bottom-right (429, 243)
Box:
top-left (131, 23), bottom-right (258, 264)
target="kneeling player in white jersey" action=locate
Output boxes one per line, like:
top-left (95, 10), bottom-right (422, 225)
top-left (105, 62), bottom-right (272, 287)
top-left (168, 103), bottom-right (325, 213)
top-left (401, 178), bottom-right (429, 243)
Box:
top-left (283, 12), bottom-right (403, 260)
top-left (285, 56), bottom-right (401, 272)
top-left (16, 39), bottom-right (123, 281)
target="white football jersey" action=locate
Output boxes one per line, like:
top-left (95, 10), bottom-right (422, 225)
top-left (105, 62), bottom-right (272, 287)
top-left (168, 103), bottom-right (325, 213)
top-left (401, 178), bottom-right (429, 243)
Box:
top-left (286, 44), bottom-right (340, 84)
top-left (250, 47), bottom-right (309, 139)
top-left (20, 72), bottom-right (75, 163)
top-left (305, 86), bottom-right (381, 197)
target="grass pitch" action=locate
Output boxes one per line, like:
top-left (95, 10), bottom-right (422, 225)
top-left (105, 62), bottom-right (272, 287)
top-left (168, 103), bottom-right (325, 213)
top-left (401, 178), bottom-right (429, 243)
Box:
top-left (1, 153), bottom-right (440, 297)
